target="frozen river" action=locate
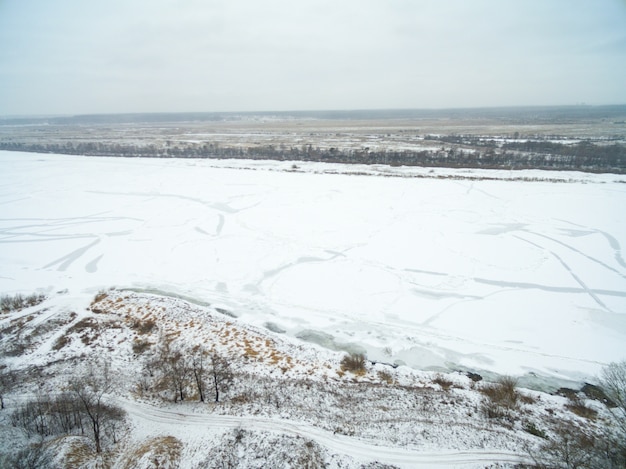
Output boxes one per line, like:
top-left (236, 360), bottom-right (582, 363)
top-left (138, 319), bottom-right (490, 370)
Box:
top-left (1, 151), bottom-right (625, 384)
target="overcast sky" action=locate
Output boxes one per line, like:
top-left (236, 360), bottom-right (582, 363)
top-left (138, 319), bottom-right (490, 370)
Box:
top-left (1, 0), bottom-right (625, 116)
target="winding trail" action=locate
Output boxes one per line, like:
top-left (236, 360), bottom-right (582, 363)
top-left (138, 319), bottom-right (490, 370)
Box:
top-left (118, 398), bottom-right (528, 468)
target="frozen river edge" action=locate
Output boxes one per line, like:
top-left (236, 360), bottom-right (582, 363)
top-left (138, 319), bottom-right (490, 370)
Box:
top-left (1, 151), bottom-right (625, 387)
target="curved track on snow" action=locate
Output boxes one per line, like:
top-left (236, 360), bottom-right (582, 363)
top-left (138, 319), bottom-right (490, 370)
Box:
top-left (119, 398), bottom-right (528, 468)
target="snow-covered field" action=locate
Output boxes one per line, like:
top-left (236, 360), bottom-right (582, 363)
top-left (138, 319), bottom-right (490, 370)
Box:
top-left (1, 151), bottom-right (625, 386)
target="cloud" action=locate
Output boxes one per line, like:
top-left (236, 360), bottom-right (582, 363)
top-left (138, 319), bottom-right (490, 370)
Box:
top-left (0, 0), bottom-right (625, 115)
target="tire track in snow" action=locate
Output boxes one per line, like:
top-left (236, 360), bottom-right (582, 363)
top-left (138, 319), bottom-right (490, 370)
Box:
top-left (118, 398), bottom-right (528, 468)
top-left (514, 235), bottom-right (613, 313)
top-left (526, 231), bottom-right (626, 279)
top-left (43, 238), bottom-right (101, 271)
top-left (555, 219), bottom-right (626, 270)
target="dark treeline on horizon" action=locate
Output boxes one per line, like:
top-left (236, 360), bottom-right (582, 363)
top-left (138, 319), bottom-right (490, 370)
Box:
top-left (2, 138), bottom-right (624, 173)
top-left (2, 104), bottom-right (626, 126)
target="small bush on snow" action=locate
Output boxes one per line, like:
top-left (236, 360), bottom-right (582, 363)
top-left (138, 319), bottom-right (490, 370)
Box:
top-left (480, 376), bottom-right (519, 421)
top-left (481, 376), bottom-right (519, 409)
top-left (340, 353), bottom-right (367, 374)
top-left (0, 292), bottom-right (45, 313)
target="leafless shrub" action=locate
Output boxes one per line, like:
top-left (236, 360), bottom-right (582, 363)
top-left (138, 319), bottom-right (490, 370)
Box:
top-left (598, 360), bottom-right (626, 463)
top-left (481, 399), bottom-right (514, 421)
top-left (0, 293), bottom-right (45, 314)
top-left (340, 353), bottom-right (367, 374)
top-left (481, 376), bottom-right (519, 409)
top-left (11, 392), bottom-right (84, 438)
top-left (480, 376), bottom-right (519, 422)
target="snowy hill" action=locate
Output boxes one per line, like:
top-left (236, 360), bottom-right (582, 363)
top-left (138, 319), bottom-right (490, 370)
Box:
top-left (0, 289), bottom-right (623, 468)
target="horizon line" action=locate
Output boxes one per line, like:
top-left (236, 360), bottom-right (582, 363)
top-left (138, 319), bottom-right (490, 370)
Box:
top-left (3, 103), bottom-right (626, 120)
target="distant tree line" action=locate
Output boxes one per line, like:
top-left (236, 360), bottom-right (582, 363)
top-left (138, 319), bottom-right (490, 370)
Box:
top-left (1, 138), bottom-right (624, 173)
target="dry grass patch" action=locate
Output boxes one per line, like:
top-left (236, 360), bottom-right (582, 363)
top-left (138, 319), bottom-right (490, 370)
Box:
top-left (52, 334), bottom-right (71, 351)
top-left (566, 397), bottom-right (598, 420)
top-left (244, 340), bottom-right (261, 359)
top-left (132, 339), bottom-right (153, 354)
top-left (89, 290), bottom-right (110, 314)
top-left (432, 374), bottom-right (454, 391)
top-left (519, 392), bottom-right (538, 405)
top-left (66, 317), bottom-right (101, 345)
top-left (378, 370), bottom-right (394, 384)
top-left (481, 376), bottom-right (519, 407)
top-left (269, 350), bottom-right (283, 365)
top-left (129, 316), bottom-right (157, 335)
top-left (122, 436), bottom-right (182, 469)
top-left (59, 436), bottom-right (95, 468)
top-left (480, 376), bottom-right (520, 421)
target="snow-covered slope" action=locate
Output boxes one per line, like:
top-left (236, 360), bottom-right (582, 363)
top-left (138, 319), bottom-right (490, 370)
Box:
top-left (1, 151), bottom-right (625, 386)
top-left (3, 289), bottom-right (618, 468)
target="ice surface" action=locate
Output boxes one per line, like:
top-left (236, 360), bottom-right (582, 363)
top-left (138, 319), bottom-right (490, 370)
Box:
top-left (1, 151), bottom-right (625, 383)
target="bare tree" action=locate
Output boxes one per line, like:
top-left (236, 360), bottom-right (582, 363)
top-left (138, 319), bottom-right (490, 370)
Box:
top-left (69, 362), bottom-right (125, 453)
top-left (4, 442), bottom-right (52, 469)
top-left (598, 360), bottom-right (626, 466)
top-left (0, 367), bottom-right (11, 410)
top-left (158, 341), bottom-right (190, 403)
top-left (531, 423), bottom-right (596, 469)
top-left (530, 361), bottom-right (626, 468)
top-left (209, 353), bottom-right (233, 403)
top-left (0, 363), bottom-right (22, 411)
top-left (51, 392), bottom-right (85, 436)
top-left (599, 360), bottom-right (626, 425)
top-left (10, 392), bottom-right (53, 437)
top-left (191, 347), bottom-right (208, 403)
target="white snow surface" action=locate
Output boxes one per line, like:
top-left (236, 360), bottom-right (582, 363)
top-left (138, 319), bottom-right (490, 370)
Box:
top-left (1, 151), bottom-right (625, 384)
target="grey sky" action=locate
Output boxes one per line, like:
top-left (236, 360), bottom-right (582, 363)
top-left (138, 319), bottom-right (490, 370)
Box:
top-left (1, 0), bottom-right (625, 115)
